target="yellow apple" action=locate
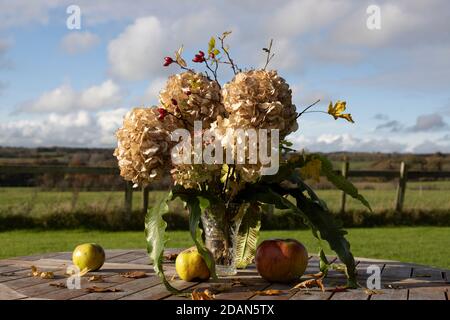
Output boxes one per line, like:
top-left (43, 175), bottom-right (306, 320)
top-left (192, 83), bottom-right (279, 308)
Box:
top-left (72, 243), bottom-right (105, 271)
top-left (175, 247), bottom-right (210, 282)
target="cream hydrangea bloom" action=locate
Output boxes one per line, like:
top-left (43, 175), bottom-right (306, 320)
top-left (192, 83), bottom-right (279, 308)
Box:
top-left (114, 107), bottom-right (177, 187)
top-left (222, 69), bottom-right (298, 138)
top-left (159, 71), bottom-right (226, 129)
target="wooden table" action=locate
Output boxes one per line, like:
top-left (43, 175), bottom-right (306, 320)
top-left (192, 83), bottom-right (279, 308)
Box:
top-left (0, 249), bottom-right (448, 300)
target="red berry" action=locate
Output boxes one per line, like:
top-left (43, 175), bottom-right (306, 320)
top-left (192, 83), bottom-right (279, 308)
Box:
top-left (171, 98), bottom-right (178, 105)
top-left (163, 57), bottom-right (173, 67)
top-left (157, 107), bottom-right (168, 120)
top-left (192, 54), bottom-right (205, 63)
top-left (210, 52), bottom-right (215, 59)
top-left (198, 50), bottom-right (205, 57)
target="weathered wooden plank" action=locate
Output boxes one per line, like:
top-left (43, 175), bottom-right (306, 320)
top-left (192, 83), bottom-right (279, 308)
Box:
top-left (408, 286), bottom-right (448, 300)
top-left (412, 267), bottom-right (445, 282)
top-left (119, 280), bottom-right (197, 300)
top-left (290, 289), bottom-right (332, 300)
top-left (72, 276), bottom-right (162, 300)
top-left (329, 289), bottom-right (369, 300)
top-left (0, 283), bottom-right (27, 300)
top-left (250, 283), bottom-right (295, 300)
top-left (370, 289), bottom-right (408, 300)
top-left (381, 263), bottom-right (412, 280)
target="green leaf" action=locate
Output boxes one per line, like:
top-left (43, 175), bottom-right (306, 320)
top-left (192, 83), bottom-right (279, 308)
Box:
top-left (317, 155), bottom-right (372, 211)
top-left (235, 203), bottom-right (261, 269)
top-left (208, 37), bottom-right (216, 54)
top-left (319, 249), bottom-right (329, 276)
top-left (145, 193), bottom-right (181, 293)
top-left (184, 196), bottom-right (218, 279)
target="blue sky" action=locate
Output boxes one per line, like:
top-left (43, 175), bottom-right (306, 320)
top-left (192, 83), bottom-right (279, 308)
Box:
top-left (0, 0), bottom-right (449, 152)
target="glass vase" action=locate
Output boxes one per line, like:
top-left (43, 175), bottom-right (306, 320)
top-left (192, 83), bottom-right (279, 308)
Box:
top-left (200, 202), bottom-right (246, 276)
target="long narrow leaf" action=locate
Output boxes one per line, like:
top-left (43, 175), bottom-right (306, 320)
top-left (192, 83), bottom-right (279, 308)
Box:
top-left (317, 155), bottom-right (372, 211)
top-left (144, 193), bottom-right (181, 293)
top-left (235, 203), bottom-right (261, 269)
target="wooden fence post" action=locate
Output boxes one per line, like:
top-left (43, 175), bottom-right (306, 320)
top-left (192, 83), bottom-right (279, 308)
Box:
top-left (142, 186), bottom-right (150, 215)
top-left (395, 161), bottom-right (408, 212)
top-left (124, 181), bottom-right (133, 217)
top-left (340, 158), bottom-right (349, 213)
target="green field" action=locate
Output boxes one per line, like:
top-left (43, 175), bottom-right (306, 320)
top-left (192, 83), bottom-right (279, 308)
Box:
top-left (0, 227), bottom-right (448, 269)
top-left (1, 181), bottom-right (449, 216)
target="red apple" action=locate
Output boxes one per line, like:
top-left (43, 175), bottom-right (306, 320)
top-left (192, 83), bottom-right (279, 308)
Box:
top-left (255, 239), bottom-right (308, 283)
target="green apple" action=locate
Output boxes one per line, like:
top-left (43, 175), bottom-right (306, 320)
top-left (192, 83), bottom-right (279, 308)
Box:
top-left (72, 243), bottom-right (105, 271)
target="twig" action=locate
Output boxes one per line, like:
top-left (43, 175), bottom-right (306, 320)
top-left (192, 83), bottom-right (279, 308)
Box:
top-left (296, 99), bottom-right (321, 119)
top-left (203, 60), bottom-right (219, 83)
top-left (219, 35), bottom-right (238, 75)
top-left (263, 39), bottom-right (275, 70)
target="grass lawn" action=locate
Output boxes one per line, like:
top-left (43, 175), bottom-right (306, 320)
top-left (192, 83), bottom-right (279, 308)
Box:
top-left (0, 227), bottom-right (448, 269)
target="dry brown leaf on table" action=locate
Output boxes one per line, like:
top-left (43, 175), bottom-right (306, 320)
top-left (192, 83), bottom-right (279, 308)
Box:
top-left (303, 272), bottom-right (324, 279)
top-left (120, 271), bottom-right (147, 279)
top-left (364, 288), bottom-right (384, 295)
top-left (293, 278), bottom-right (325, 292)
top-left (85, 286), bottom-right (122, 293)
top-left (30, 266), bottom-right (54, 279)
top-left (254, 289), bottom-right (285, 296)
top-left (49, 282), bottom-right (67, 288)
top-left (230, 278), bottom-right (250, 287)
top-left (164, 253), bottom-right (178, 261)
top-left (88, 275), bottom-right (104, 282)
top-left (191, 289), bottom-right (215, 300)
top-left (40, 271), bottom-right (55, 279)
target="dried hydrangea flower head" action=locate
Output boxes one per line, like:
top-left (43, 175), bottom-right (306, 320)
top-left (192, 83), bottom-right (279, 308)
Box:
top-left (114, 107), bottom-right (175, 187)
top-left (159, 71), bottom-right (226, 130)
top-left (222, 69), bottom-right (298, 139)
top-left (209, 115), bottom-right (279, 184)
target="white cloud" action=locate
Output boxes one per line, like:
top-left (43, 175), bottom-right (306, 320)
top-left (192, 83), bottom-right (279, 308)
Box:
top-left (60, 31), bottom-right (100, 54)
top-left (291, 133), bottom-right (409, 153)
top-left (17, 80), bottom-right (122, 113)
top-left (269, 0), bottom-right (350, 38)
top-left (0, 109), bottom-right (127, 147)
top-left (139, 78), bottom-right (167, 106)
top-left (97, 108), bottom-right (128, 144)
top-left (108, 16), bottom-right (167, 81)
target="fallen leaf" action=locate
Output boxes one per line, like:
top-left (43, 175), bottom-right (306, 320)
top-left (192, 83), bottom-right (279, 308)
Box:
top-left (40, 271), bottom-right (54, 279)
top-left (293, 278), bottom-right (325, 292)
top-left (88, 275), bottom-right (104, 282)
top-left (254, 289), bottom-right (285, 296)
top-left (326, 286), bottom-right (348, 293)
top-left (120, 271), bottom-right (147, 279)
top-left (49, 282), bottom-right (67, 288)
top-left (79, 267), bottom-right (90, 277)
top-left (30, 266), bottom-right (54, 279)
top-left (191, 289), bottom-right (215, 300)
top-left (304, 272), bottom-right (324, 279)
top-left (364, 288), bottom-right (384, 295)
top-left (85, 286), bottom-right (122, 293)
top-left (164, 253), bottom-right (178, 261)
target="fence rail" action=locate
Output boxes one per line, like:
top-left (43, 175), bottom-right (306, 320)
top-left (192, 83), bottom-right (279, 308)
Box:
top-left (1, 163), bottom-right (449, 214)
